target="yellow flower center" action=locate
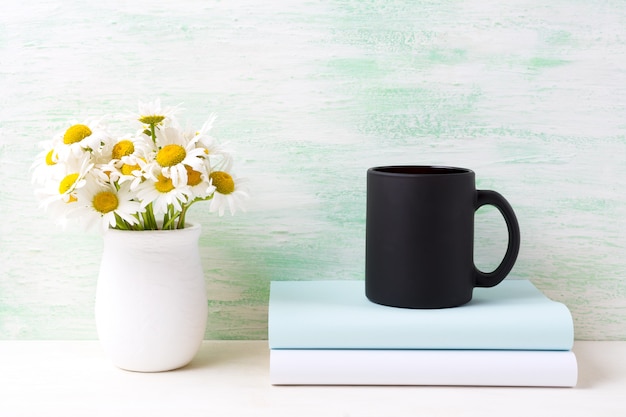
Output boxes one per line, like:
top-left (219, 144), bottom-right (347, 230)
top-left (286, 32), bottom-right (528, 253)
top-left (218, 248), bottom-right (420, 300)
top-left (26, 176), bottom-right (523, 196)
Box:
top-left (45, 149), bottom-right (57, 165)
top-left (185, 165), bottom-right (203, 186)
top-left (112, 140), bottom-right (135, 160)
top-left (63, 124), bottom-right (92, 145)
top-left (139, 115), bottom-right (165, 125)
top-left (59, 173), bottom-right (79, 194)
top-left (210, 171), bottom-right (235, 195)
top-left (156, 144), bottom-right (186, 167)
top-left (92, 191), bottom-right (119, 214)
top-left (155, 174), bottom-right (175, 193)
top-left (121, 163), bottom-right (140, 175)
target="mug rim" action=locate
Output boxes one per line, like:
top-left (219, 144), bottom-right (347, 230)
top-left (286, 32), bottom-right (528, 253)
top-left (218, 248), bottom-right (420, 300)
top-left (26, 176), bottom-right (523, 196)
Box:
top-left (368, 165), bottom-right (473, 176)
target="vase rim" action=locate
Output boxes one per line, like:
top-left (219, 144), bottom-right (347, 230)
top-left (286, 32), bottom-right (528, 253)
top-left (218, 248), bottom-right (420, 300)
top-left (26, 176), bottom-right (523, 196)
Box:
top-left (105, 222), bottom-right (201, 233)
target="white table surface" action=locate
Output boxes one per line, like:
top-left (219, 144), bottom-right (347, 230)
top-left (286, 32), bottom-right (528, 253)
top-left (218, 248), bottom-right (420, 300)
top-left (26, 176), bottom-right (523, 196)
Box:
top-left (0, 341), bottom-right (624, 417)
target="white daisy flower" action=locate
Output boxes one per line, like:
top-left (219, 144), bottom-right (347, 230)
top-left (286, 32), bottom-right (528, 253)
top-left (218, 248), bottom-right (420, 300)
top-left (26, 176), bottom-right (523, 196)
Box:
top-left (150, 126), bottom-right (206, 187)
top-left (185, 164), bottom-right (216, 200)
top-left (112, 135), bottom-right (153, 160)
top-left (98, 135), bottom-right (153, 188)
top-left (190, 114), bottom-right (235, 169)
top-left (31, 141), bottom-right (63, 185)
top-left (37, 152), bottom-right (94, 211)
top-left (92, 134), bottom-right (150, 166)
top-left (98, 155), bottom-right (147, 191)
top-left (135, 172), bottom-right (193, 215)
top-left (188, 114), bottom-right (217, 148)
top-left (74, 181), bottom-right (144, 232)
top-left (55, 119), bottom-right (110, 160)
top-left (208, 170), bottom-right (249, 216)
top-left (135, 98), bottom-right (181, 127)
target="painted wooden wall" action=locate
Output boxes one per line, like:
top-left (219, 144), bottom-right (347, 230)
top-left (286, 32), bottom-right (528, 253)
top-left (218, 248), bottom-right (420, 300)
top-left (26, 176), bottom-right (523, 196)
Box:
top-left (1, 0), bottom-right (625, 340)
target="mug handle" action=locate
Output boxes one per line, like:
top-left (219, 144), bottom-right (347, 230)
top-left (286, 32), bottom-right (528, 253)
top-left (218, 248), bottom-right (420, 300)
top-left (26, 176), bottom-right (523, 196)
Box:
top-left (473, 190), bottom-right (521, 287)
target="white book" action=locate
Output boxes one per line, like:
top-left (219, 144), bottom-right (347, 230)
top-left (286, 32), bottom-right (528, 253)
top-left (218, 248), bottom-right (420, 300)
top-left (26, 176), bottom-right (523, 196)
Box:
top-left (270, 349), bottom-right (578, 387)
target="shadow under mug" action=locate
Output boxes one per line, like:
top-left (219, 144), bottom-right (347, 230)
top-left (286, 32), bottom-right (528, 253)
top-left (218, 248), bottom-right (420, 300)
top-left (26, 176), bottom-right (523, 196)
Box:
top-left (365, 166), bottom-right (521, 309)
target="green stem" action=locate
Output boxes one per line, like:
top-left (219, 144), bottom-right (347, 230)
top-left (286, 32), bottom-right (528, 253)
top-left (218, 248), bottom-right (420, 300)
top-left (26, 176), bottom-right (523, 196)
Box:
top-left (177, 204), bottom-right (190, 229)
top-left (114, 213), bottom-right (130, 230)
top-left (142, 203), bottom-right (158, 230)
top-left (150, 123), bottom-right (157, 145)
top-left (177, 196), bottom-right (211, 229)
top-left (162, 205), bottom-right (181, 230)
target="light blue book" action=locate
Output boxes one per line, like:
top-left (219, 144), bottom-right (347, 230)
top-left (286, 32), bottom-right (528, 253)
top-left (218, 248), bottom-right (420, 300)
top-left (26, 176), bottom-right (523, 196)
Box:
top-left (268, 280), bottom-right (574, 350)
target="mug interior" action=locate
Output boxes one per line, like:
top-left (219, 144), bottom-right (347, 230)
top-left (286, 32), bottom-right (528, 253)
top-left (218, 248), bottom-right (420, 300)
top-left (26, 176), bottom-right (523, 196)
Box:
top-left (370, 166), bottom-right (471, 175)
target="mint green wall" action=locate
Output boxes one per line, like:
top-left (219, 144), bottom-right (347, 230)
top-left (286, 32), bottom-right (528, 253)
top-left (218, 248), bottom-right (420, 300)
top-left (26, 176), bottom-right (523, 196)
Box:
top-left (1, 0), bottom-right (625, 340)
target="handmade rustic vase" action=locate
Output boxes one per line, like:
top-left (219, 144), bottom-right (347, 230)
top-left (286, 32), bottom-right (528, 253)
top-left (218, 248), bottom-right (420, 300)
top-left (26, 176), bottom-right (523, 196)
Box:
top-left (95, 223), bottom-right (208, 372)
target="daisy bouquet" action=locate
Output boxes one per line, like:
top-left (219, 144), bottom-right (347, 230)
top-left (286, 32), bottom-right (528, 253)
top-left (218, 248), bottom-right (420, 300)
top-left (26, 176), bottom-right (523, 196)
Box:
top-left (32, 99), bottom-right (248, 231)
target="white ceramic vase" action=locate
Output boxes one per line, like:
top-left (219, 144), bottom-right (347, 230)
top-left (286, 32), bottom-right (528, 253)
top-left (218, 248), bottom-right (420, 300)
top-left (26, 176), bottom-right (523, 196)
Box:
top-left (95, 223), bottom-right (208, 372)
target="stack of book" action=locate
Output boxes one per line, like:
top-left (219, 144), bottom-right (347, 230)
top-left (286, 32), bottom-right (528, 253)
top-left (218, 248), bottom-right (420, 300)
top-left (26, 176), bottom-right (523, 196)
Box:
top-left (268, 280), bottom-right (577, 387)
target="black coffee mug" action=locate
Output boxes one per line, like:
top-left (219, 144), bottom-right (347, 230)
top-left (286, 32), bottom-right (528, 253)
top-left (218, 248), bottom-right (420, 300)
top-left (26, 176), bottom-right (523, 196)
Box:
top-left (365, 166), bottom-right (520, 309)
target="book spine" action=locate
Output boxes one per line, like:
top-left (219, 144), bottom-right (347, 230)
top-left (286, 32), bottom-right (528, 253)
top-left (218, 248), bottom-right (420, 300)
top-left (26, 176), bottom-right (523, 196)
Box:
top-left (268, 330), bottom-right (574, 351)
top-left (269, 308), bottom-right (574, 350)
top-left (270, 349), bottom-right (578, 387)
